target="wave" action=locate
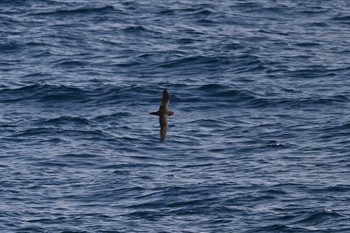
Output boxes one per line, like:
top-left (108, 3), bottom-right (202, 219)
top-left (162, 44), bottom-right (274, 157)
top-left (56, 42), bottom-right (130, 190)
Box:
top-left (332, 14), bottom-right (350, 24)
top-left (293, 208), bottom-right (343, 225)
top-left (251, 209), bottom-right (344, 233)
top-left (40, 116), bottom-right (91, 126)
top-left (28, 5), bottom-right (116, 17)
top-left (0, 83), bottom-right (89, 103)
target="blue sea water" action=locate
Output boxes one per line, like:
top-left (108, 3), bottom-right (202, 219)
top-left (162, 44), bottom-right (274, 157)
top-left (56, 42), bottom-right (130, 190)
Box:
top-left (1, 0), bottom-right (350, 232)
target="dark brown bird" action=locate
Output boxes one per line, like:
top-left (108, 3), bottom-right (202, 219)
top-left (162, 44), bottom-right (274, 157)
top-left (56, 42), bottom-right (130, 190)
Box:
top-left (150, 89), bottom-right (175, 142)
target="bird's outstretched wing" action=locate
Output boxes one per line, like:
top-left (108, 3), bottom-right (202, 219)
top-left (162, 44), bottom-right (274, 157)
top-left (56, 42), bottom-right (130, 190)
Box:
top-left (159, 115), bottom-right (168, 143)
top-left (160, 89), bottom-right (170, 109)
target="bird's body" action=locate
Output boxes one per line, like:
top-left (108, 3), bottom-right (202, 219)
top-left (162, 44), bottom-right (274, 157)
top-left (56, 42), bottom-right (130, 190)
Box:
top-left (150, 89), bottom-right (174, 142)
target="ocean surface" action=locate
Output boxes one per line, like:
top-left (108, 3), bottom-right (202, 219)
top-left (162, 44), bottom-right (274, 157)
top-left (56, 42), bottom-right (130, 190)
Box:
top-left (1, 0), bottom-right (350, 232)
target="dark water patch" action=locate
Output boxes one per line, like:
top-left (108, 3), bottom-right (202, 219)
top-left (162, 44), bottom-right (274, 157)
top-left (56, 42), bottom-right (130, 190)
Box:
top-left (189, 8), bottom-right (214, 17)
top-left (37, 137), bottom-right (68, 144)
top-left (0, 123), bottom-right (18, 128)
top-left (181, 162), bottom-right (215, 169)
top-left (10, 127), bottom-right (55, 138)
top-left (189, 118), bottom-right (227, 129)
top-left (197, 19), bottom-right (217, 26)
top-left (251, 208), bottom-right (348, 232)
top-left (293, 209), bottom-right (343, 226)
top-left (54, 59), bottom-right (89, 68)
top-left (299, 8), bottom-right (330, 16)
top-left (222, 42), bottom-right (246, 51)
top-left (29, 5), bottom-right (116, 17)
top-left (217, 89), bottom-right (253, 100)
top-left (64, 129), bottom-right (115, 140)
top-left (197, 84), bottom-right (256, 105)
top-left (58, 153), bottom-right (98, 158)
top-left (305, 22), bottom-right (329, 28)
top-left (247, 94), bottom-right (349, 109)
top-left (8, 126), bottom-right (115, 145)
top-left (122, 25), bottom-right (149, 34)
top-left (40, 152), bottom-right (105, 167)
top-left (17, 227), bottom-right (47, 233)
top-left (332, 14), bottom-right (350, 24)
top-left (234, 2), bottom-right (263, 12)
top-left (198, 83), bottom-right (227, 91)
top-left (19, 72), bottom-right (50, 79)
top-left (126, 210), bottom-right (165, 220)
top-left (34, 160), bottom-right (68, 168)
top-left (0, 41), bottom-right (19, 51)
top-left (261, 188), bottom-right (288, 196)
top-left (322, 122), bottom-right (350, 138)
top-left (158, 55), bottom-right (231, 72)
top-left (92, 112), bottom-right (131, 122)
top-left (234, 55), bottom-right (266, 74)
top-left (324, 185), bottom-right (350, 192)
top-left (289, 67), bottom-right (330, 78)
top-left (307, 184), bottom-right (350, 195)
top-left (249, 224), bottom-right (297, 233)
top-left (0, 84), bottom-right (90, 103)
top-left (101, 163), bottom-right (158, 171)
top-left (295, 42), bottom-right (321, 47)
top-left (332, 122), bottom-right (350, 130)
top-left (40, 116), bottom-right (92, 126)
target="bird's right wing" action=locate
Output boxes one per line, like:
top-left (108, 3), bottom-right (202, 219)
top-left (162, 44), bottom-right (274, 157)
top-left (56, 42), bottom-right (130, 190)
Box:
top-left (161, 89), bottom-right (170, 109)
top-left (159, 115), bottom-right (168, 142)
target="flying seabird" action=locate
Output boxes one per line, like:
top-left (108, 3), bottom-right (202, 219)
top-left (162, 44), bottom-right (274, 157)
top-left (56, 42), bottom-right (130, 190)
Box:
top-left (150, 89), bottom-right (175, 142)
